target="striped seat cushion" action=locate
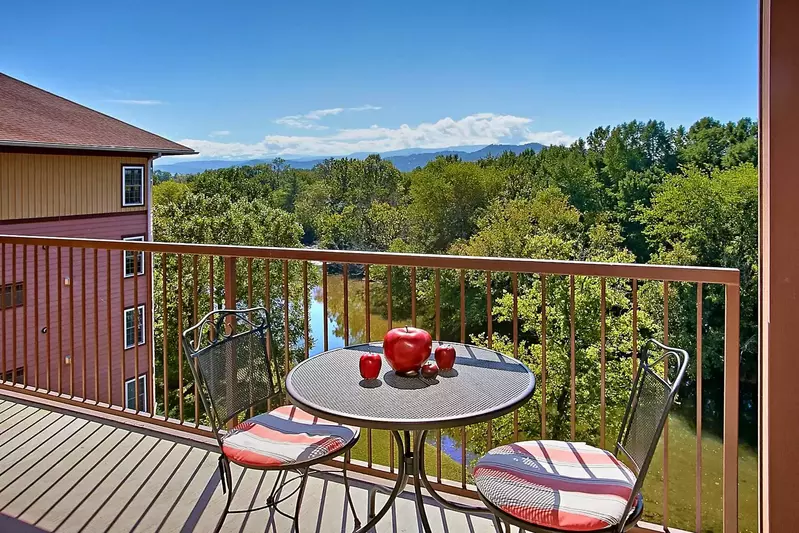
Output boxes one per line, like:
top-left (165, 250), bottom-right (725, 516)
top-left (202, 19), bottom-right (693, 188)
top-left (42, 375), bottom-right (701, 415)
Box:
top-left (474, 440), bottom-right (638, 532)
top-left (221, 406), bottom-right (359, 468)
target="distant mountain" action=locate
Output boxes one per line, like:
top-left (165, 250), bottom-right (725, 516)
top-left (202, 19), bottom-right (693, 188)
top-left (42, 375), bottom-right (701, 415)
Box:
top-left (155, 142), bottom-right (545, 174)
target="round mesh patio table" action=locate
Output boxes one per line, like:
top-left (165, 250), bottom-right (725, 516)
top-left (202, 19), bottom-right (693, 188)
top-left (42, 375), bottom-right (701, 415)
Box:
top-left (286, 341), bottom-right (536, 533)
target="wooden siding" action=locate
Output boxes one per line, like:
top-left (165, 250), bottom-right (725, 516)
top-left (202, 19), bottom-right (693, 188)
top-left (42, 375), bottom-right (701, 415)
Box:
top-left (0, 152), bottom-right (149, 221)
top-left (0, 214), bottom-right (151, 408)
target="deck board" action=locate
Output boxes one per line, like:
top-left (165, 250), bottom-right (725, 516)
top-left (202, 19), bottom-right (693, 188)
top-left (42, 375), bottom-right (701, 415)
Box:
top-left (0, 398), bottom-right (497, 533)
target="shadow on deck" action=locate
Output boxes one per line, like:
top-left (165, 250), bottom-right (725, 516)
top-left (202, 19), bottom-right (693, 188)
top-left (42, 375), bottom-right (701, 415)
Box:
top-left (0, 396), bottom-right (498, 533)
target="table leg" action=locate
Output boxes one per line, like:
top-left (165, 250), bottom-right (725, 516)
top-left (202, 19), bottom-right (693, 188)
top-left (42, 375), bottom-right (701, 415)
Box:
top-left (414, 429), bottom-right (495, 517)
top-left (356, 430), bottom-right (407, 533)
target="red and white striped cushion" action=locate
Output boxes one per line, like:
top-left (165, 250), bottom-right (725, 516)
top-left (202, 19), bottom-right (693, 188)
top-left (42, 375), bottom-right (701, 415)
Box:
top-left (474, 440), bottom-right (637, 532)
top-left (221, 406), bottom-right (359, 468)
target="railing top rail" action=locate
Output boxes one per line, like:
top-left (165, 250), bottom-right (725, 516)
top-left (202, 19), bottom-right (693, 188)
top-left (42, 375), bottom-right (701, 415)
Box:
top-left (0, 234), bottom-right (740, 285)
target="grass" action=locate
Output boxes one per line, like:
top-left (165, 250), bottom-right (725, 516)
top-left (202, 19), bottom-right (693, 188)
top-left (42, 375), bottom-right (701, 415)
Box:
top-left (350, 416), bottom-right (757, 532)
top-left (638, 415), bottom-right (757, 532)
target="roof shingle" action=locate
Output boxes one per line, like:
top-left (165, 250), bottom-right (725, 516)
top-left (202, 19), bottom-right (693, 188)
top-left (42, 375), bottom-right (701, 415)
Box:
top-left (0, 73), bottom-right (195, 155)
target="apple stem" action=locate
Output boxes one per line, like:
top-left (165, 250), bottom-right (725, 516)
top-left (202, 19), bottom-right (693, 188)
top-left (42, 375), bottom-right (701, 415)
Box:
top-left (405, 326), bottom-right (409, 332)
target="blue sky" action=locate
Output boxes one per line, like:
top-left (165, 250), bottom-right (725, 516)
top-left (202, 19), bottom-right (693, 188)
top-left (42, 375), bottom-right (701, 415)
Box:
top-left (0, 0), bottom-right (758, 161)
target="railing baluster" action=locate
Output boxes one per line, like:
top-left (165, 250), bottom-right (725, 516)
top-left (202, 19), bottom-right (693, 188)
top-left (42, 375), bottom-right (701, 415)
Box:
top-left (460, 270), bottom-right (465, 343)
top-left (321, 262), bottom-right (328, 351)
top-left (81, 247), bottom-right (86, 399)
top-left (435, 267), bottom-right (442, 482)
top-left (106, 250), bottom-right (111, 403)
top-left (133, 245), bottom-right (139, 412)
top-left (193, 255), bottom-right (199, 425)
top-left (69, 247), bottom-right (74, 396)
top-left (1, 243), bottom-right (5, 382)
top-left (570, 274), bottom-right (576, 440)
top-left (364, 265), bottom-right (370, 343)
top-left (119, 249), bottom-right (125, 407)
top-left (434, 269), bottom-right (441, 341)
top-left (177, 254), bottom-right (184, 422)
top-left (46, 247), bottom-right (52, 392)
top-left (486, 270), bottom-right (493, 451)
top-left (34, 245), bottom-right (40, 390)
top-left (387, 265), bottom-right (392, 330)
top-left (541, 274), bottom-right (547, 439)
top-left (147, 251), bottom-right (153, 416)
top-left (283, 259), bottom-right (290, 379)
top-left (512, 272), bottom-right (519, 442)
top-left (342, 263), bottom-right (349, 345)
top-left (663, 280), bottom-right (669, 527)
top-left (411, 266), bottom-right (417, 327)
top-left (265, 259), bottom-right (272, 412)
top-left (162, 253), bottom-right (168, 417)
top-left (12, 244), bottom-right (17, 384)
top-left (23, 245), bottom-right (28, 386)
top-left (248, 257), bottom-right (254, 418)
top-left (600, 277), bottom-right (606, 449)
top-left (632, 279), bottom-right (638, 378)
top-left (93, 248), bottom-right (98, 402)
top-left (57, 248), bottom-right (63, 393)
top-left (696, 283), bottom-right (703, 532)
top-left (303, 261), bottom-right (309, 357)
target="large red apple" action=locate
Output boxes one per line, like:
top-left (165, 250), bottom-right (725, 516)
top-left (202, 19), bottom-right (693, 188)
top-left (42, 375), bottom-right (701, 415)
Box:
top-left (359, 352), bottom-right (382, 380)
top-left (434, 344), bottom-right (456, 370)
top-left (383, 326), bottom-right (432, 376)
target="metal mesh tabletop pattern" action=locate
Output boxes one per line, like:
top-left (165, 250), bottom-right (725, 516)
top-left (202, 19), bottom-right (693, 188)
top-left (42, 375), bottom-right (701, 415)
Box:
top-left (286, 342), bottom-right (535, 430)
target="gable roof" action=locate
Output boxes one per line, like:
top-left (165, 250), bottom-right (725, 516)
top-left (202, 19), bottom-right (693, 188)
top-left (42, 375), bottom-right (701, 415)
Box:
top-left (0, 73), bottom-right (196, 156)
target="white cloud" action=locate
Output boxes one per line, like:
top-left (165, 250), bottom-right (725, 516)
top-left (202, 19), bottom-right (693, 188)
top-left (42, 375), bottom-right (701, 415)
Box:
top-left (275, 104), bottom-right (381, 129)
top-left (523, 130), bottom-right (577, 146)
top-left (106, 99), bottom-right (164, 105)
top-left (178, 112), bottom-right (575, 159)
top-left (209, 130), bottom-right (231, 137)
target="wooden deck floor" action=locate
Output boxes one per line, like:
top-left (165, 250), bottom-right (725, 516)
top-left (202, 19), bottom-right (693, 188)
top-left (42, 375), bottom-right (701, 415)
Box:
top-left (0, 397), bottom-right (498, 533)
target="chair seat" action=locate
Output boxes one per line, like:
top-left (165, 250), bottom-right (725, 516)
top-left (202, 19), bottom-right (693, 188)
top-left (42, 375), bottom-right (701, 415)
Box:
top-left (474, 440), bottom-right (638, 532)
top-left (221, 405), bottom-right (359, 468)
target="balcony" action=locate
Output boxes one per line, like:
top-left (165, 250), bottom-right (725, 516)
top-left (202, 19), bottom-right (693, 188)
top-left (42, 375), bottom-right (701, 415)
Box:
top-left (0, 234), bottom-right (743, 532)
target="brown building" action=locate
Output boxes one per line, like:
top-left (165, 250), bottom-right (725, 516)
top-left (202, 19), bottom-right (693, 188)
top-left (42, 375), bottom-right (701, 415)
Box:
top-left (0, 73), bottom-right (194, 409)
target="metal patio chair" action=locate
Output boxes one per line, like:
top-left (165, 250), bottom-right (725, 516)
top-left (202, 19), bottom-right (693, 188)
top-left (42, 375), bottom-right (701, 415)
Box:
top-left (183, 307), bottom-right (361, 533)
top-left (473, 339), bottom-right (689, 533)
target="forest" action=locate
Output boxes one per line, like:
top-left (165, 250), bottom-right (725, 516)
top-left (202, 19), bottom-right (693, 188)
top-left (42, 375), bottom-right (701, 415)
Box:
top-left (151, 116), bottom-right (758, 530)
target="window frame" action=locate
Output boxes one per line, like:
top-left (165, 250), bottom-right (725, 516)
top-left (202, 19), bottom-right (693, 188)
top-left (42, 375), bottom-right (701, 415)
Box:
top-left (123, 235), bottom-right (146, 278)
top-left (1, 282), bottom-right (24, 308)
top-left (124, 304), bottom-right (146, 349)
top-left (121, 165), bottom-right (145, 207)
top-left (124, 374), bottom-right (147, 412)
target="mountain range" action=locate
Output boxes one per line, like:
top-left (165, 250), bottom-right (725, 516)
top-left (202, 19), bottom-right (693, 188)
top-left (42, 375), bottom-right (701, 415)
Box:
top-left (155, 142), bottom-right (545, 174)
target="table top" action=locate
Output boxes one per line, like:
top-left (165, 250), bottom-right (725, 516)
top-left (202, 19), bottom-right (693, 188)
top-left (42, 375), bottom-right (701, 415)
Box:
top-left (285, 341), bottom-right (536, 430)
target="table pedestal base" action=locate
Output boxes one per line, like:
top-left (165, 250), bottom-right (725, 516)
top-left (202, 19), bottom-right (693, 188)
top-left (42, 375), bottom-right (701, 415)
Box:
top-left (355, 430), bottom-right (496, 533)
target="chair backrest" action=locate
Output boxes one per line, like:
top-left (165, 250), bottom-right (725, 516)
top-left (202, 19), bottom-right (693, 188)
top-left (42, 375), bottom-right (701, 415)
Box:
top-left (182, 307), bottom-right (281, 442)
top-left (614, 338), bottom-right (689, 529)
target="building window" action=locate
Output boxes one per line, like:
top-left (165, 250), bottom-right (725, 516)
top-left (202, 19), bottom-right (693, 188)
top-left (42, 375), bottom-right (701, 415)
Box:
top-left (124, 304), bottom-right (146, 349)
top-left (125, 374), bottom-right (147, 412)
top-left (123, 236), bottom-right (145, 277)
top-left (1, 282), bottom-right (24, 308)
top-left (3, 368), bottom-right (23, 384)
top-left (122, 165), bottom-right (145, 207)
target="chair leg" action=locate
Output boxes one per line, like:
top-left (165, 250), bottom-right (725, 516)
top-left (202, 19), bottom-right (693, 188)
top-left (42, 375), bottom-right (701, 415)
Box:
top-left (292, 467), bottom-right (310, 533)
top-left (342, 452), bottom-right (361, 529)
top-left (215, 456), bottom-right (234, 533)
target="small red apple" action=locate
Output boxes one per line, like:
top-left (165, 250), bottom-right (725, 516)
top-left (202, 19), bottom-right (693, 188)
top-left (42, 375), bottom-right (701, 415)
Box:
top-left (383, 326), bottom-right (433, 376)
top-left (421, 361), bottom-right (439, 379)
top-left (359, 352), bottom-right (382, 380)
top-left (434, 344), bottom-right (456, 370)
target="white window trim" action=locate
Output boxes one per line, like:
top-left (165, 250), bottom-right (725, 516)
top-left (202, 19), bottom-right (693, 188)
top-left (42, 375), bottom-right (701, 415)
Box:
top-left (124, 374), bottom-right (147, 412)
top-left (123, 236), bottom-right (146, 278)
top-left (122, 165), bottom-right (145, 207)
top-left (124, 304), bottom-right (146, 349)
